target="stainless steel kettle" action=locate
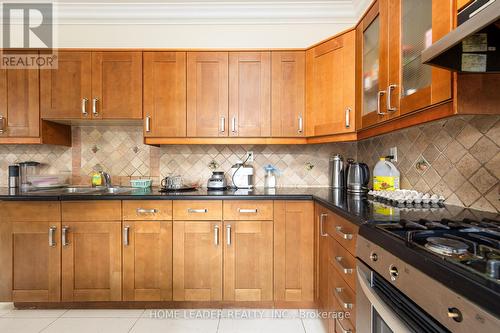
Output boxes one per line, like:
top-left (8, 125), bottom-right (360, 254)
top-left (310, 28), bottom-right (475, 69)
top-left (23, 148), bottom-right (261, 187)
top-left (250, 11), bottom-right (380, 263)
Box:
top-left (346, 161), bottom-right (370, 194)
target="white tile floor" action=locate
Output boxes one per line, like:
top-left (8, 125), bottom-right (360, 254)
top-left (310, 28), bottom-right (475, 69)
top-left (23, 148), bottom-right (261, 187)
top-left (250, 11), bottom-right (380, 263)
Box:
top-left (0, 304), bottom-right (328, 333)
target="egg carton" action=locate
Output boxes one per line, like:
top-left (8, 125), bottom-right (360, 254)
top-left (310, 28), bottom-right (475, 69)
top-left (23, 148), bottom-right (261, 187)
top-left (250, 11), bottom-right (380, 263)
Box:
top-left (368, 189), bottom-right (445, 205)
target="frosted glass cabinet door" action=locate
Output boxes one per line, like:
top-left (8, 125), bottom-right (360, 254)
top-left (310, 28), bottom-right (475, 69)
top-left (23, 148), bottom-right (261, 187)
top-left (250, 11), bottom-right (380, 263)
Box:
top-left (401, 0), bottom-right (432, 98)
top-left (362, 16), bottom-right (380, 116)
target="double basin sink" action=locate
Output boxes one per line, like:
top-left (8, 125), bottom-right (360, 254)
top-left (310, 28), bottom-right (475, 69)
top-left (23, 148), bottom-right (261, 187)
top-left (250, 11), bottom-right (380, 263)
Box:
top-left (31, 186), bottom-right (134, 195)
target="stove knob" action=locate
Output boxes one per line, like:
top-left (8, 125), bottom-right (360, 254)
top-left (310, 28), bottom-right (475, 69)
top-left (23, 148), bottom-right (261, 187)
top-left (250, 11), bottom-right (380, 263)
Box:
top-left (389, 265), bottom-right (399, 281)
top-left (370, 252), bottom-right (378, 262)
top-left (447, 308), bottom-right (463, 322)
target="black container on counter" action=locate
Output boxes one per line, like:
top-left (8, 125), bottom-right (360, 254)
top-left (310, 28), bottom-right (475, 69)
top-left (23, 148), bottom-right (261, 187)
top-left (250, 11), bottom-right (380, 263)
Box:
top-left (8, 165), bottom-right (19, 188)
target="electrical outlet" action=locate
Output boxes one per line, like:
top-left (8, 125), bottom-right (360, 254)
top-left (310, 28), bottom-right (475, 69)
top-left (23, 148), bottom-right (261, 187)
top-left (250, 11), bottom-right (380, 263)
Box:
top-left (389, 147), bottom-right (398, 162)
top-left (246, 151), bottom-right (254, 162)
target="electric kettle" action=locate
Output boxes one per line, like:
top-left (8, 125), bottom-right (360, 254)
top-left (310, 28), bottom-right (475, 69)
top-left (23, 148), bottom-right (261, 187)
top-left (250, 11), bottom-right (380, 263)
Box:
top-left (346, 162), bottom-right (370, 194)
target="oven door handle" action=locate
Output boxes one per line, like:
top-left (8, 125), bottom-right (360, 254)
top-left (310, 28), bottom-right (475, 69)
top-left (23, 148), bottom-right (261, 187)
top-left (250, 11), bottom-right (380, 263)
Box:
top-left (356, 267), bottom-right (412, 333)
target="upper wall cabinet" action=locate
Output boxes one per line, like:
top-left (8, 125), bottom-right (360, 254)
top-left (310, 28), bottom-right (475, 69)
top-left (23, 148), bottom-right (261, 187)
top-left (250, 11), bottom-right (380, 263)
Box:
top-left (41, 51), bottom-right (142, 120)
top-left (143, 52), bottom-right (186, 138)
top-left (229, 52), bottom-right (271, 137)
top-left (187, 52), bottom-right (229, 137)
top-left (359, 0), bottom-right (453, 129)
top-left (306, 30), bottom-right (356, 137)
top-left (271, 51), bottom-right (305, 137)
top-left (0, 63), bottom-right (39, 138)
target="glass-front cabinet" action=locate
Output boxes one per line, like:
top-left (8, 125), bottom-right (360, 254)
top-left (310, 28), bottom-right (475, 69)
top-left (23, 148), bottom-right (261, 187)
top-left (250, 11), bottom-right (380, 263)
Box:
top-left (360, 0), bottom-right (453, 128)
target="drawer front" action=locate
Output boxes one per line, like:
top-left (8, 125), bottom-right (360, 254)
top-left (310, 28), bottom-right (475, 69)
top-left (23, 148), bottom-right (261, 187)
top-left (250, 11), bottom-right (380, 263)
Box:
top-left (330, 238), bottom-right (356, 291)
top-left (62, 201), bottom-right (122, 221)
top-left (123, 200), bottom-right (172, 220)
top-left (330, 265), bottom-right (356, 332)
top-left (324, 211), bottom-right (358, 256)
top-left (223, 200), bottom-right (273, 220)
top-left (2, 201), bottom-right (61, 222)
top-left (173, 200), bottom-right (222, 220)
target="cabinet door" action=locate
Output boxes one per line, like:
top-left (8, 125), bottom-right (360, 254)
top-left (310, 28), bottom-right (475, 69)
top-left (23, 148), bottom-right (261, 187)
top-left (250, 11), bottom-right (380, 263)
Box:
top-left (223, 220), bottom-right (273, 301)
top-left (388, 0), bottom-right (452, 115)
top-left (40, 51), bottom-right (91, 119)
top-left (274, 201), bottom-right (314, 302)
top-left (91, 52), bottom-right (143, 119)
top-left (229, 52), bottom-right (271, 137)
top-left (144, 52), bottom-right (186, 137)
top-left (123, 221), bottom-right (172, 301)
top-left (0, 64), bottom-right (39, 137)
top-left (359, 0), bottom-right (390, 128)
top-left (271, 51), bottom-right (305, 137)
top-left (0, 222), bottom-right (61, 302)
top-left (306, 31), bottom-right (356, 137)
top-left (187, 52), bottom-right (228, 137)
top-left (315, 204), bottom-right (330, 331)
top-left (62, 222), bottom-right (122, 301)
top-left (173, 221), bottom-right (222, 301)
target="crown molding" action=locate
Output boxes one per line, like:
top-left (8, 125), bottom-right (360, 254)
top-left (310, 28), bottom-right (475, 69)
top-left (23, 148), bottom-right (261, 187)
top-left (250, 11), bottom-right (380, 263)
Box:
top-left (45, 1), bottom-right (359, 25)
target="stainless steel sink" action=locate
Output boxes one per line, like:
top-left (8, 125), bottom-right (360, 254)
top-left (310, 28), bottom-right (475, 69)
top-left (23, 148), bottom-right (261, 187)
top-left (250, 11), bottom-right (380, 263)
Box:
top-left (63, 187), bottom-right (101, 194)
top-left (99, 187), bottom-right (133, 194)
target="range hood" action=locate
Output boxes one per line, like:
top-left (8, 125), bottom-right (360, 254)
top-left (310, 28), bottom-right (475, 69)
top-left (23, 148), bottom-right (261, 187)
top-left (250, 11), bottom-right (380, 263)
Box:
top-left (421, 0), bottom-right (499, 72)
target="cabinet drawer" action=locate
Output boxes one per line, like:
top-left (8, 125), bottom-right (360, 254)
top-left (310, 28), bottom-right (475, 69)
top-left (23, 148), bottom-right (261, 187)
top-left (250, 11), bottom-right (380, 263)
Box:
top-left (123, 200), bottom-right (172, 220)
top-left (324, 212), bottom-right (358, 256)
top-left (62, 201), bottom-right (121, 221)
top-left (173, 201), bottom-right (222, 220)
top-left (223, 201), bottom-right (273, 220)
top-left (330, 264), bottom-right (356, 332)
top-left (330, 238), bottom-right (356, 291)
top-left (2, 201), bottom-right (60, 222)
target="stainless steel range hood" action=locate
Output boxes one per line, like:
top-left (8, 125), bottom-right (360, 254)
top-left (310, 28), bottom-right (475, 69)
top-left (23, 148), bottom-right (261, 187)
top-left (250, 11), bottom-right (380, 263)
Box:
top-left (421, 0), bottom-right (499, 72)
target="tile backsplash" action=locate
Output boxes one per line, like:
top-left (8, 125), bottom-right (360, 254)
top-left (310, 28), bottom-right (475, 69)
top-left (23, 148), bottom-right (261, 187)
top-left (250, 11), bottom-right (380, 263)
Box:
top-left (358, 115), bottom-right (499, 213)
top-left (1, 115), bottom-right (498, 212)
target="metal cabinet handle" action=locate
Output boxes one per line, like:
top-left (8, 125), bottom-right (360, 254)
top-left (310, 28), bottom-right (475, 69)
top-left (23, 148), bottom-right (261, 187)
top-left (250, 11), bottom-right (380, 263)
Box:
top-left (220, 116), bottom-right (225, 133)
top-left (335, 256), bottom-right (354, 274)
top-left (214, 225), bottom-right (219, 246)
top-left (334, 287), bottom-right (354, 309)
top-left (188, 208), bottom-right (208, 213)
top-left (226, 224), bottom-right (232, 246)
top-left (320, 213), bottom-right (328, 237)
top-left (231, 117), bottom-right (237, 133)
top-left (298, 115), bottom-right (303, 133)
top-left (345, 108), bottom-right (351, 128)
top-left (123, 226), bottom-right (130, 246)
top-left (145, 116), bottom-right (151, 133)
top-left (92, 98), bottom-right (99, 116)
top-left (238, 208), bottom-right (258, 213)
top-left (377, 90), bottom-right (386, 115)
top-left (136, 208), bottom-right (158, 215)
top-left (0, 115), bottom-right (6, 133)
top-left (335, 226), bottom-right (353, 240)
top-left (336, 319), bottom-right (352, 333)
top-left (387, 84), bottom-right (397, 112)
top-left (81, 98), bottom-right (88, 116)
top-left (48, 226), bottom-right (57, 247)
top-left (62, 226), bottom-right (69, 246)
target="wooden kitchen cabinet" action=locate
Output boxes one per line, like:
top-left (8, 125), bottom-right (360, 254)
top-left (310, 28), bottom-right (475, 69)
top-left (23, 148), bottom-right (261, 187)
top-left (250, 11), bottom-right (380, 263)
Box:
top-left (123, 221), bottom-right (173, 301)
top-left (40, 52), bottom-right (92, 119)
top-left (306, 30), bottom-right (356, 137)
top-left (315, 203), bottom-right (331, 332)
top-left (187, 52), bottom-right (229, 137)
top-left (173, 221), bottom-right (223, 301)
top-left (274, 201), bottom-right (314, 303)
top-left (271, 51), bottom-right (305, 137)
top-left (0, 63), bottom-right (40, 137)
top-left (41, 51), bottom-right (142, 120)
top-left (359, 0), bottom-right (453, 129)
top-left (143, 52), bottom-right (186, 137)
top-left (0, 202), bottom-right (62, 302)
top-left (229, 52), bottom-right (271, 137)
top-left (223, 220), bottom-right (273, 301)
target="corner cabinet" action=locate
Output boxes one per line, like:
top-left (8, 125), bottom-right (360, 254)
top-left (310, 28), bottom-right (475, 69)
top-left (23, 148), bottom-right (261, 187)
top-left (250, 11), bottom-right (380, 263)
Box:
top-left (306, 30), bottom-right (356, 137)
top-left (359, 0), bottom-right (453, 129)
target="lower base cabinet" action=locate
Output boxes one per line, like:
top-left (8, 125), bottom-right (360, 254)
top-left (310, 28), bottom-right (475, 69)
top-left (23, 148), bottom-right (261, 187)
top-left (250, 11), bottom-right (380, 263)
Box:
top-left (173, 221), bottom-right (223, 301)
top-left (223, 220), bottom-right (273, 301)
top-left (62, 222), bottom-right (122, 302)
top-left (123, 221), bottom-right (172, 301)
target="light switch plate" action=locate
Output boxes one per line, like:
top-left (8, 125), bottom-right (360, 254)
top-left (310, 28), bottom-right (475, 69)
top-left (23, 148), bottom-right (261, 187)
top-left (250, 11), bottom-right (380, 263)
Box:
top-left (246, 151), bottom-right (254, 162)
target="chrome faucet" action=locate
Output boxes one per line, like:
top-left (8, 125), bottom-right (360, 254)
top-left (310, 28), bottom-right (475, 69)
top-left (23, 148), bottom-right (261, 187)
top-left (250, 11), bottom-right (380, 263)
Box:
top-left (101, 171), bottom-right (112, 188)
